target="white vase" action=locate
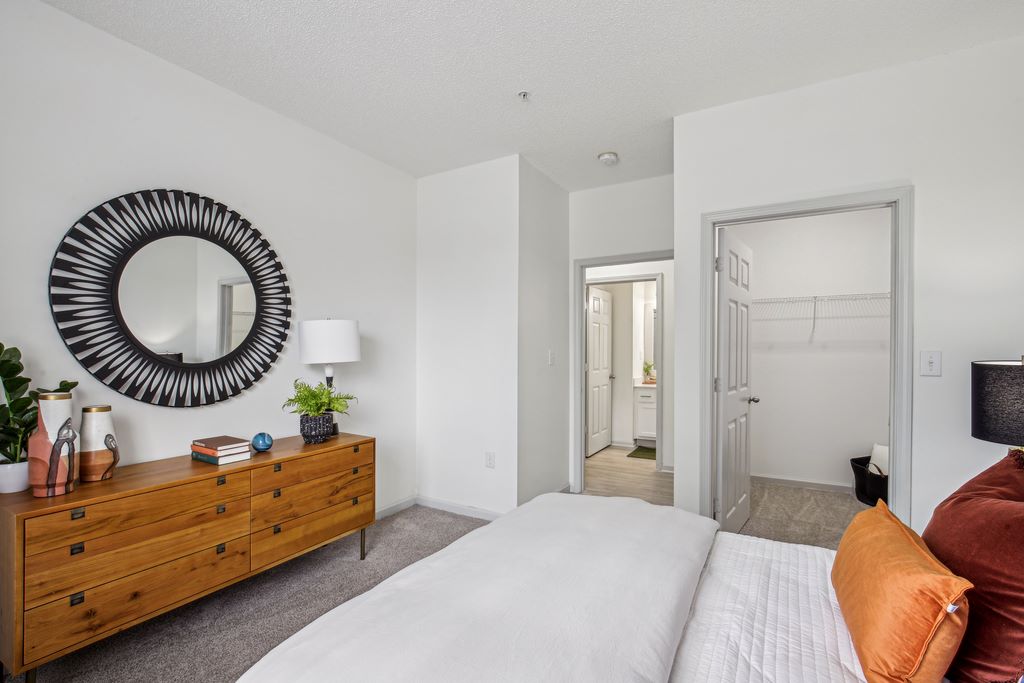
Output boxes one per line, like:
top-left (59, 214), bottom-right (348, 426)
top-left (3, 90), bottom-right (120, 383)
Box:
top-left (0, 460), bottom-right (30, 494)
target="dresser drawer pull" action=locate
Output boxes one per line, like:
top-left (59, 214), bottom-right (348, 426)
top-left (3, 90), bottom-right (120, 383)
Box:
top-left (273, 525), bottom-right (282, 534)
top-left (69, 592), bottom-right (85, 607)
top-left (273, 489), bottom-right (281, 498)
top-left (216, 504), bottom-right (226, 514)
top-left (216, 543), bottom-right (226, 554)
top-left (217, 476), bottom-right (226, 486)
top-left (273, 463), bottom-right (282, 472)
top-left (352, 467), bottom-right (359, 475)
top-left (353, 445), bottom-right (360, 453)
top-left (70, 542), bottom-right (85, 556)
top-left (352, 497), bottom-right (359, 506)
top-left (70, 507), bottom-right (86, 521)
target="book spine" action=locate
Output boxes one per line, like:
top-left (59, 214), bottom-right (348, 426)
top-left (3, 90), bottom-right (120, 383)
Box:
top-left (191, 452), bottom-right (222, 465)
top-left (192, 444), bottom-right (249, 457)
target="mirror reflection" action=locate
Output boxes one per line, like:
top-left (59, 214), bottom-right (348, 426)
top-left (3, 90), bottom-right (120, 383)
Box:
top-left (118, 236), bottom-right (255, 364)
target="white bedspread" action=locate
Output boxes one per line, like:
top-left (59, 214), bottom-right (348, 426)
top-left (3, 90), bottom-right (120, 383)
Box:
top-left (671, 532), bottom-right (865, 683)
top-left (241, 493), bottom-right (719, 683)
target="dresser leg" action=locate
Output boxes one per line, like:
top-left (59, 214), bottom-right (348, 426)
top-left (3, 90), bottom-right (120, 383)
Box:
top-left (360, 527), bottom-right (366, 560)
top-left (25, 668), bottom-right (37, 683)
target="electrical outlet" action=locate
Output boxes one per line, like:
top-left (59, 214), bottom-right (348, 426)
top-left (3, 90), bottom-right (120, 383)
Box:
top-left (484, 451), bottom-right (496, 469)
top-left (920, 350), bottom-right (942, 376)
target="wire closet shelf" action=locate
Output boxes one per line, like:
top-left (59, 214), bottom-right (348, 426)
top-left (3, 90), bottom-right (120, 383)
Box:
top-left (751, 292), bottom-right (891, 337)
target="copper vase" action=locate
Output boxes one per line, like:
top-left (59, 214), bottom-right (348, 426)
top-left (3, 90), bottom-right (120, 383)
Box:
top-left (80, 405), bottom-right (119, 482)
top-left (27, 392), bottom-right (80, 497)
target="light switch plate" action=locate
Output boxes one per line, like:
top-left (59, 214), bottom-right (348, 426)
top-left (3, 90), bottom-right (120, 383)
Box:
top-left (920, 350), bottom-right (942, 376)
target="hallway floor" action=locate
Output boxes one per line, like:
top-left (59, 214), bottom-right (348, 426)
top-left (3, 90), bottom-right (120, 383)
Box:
top-left (582, 445), bottom-right (673, 506)
top-left (738, 481), bottom-right (869, 550)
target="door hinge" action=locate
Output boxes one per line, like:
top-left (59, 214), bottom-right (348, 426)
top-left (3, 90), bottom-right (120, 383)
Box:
top-left (714, 256), bottom-right (725, 272)
top-left (713, 377), bottom-right (721, 393)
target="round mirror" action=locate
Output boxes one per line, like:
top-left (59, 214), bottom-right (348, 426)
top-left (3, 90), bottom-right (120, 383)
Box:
top-left (49, 189), bottom-right (291, 407)
top-left (118, 237), bottom-right (256, 364)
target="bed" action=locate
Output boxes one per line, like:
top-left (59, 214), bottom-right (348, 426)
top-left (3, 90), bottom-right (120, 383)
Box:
top-left (239, 493), bottom-right (865, 683)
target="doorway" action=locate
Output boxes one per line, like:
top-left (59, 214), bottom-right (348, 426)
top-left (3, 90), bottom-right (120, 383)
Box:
top-left (575, 258), bottom-right (673, 506)
top-left (701, 187), bottom-right (913, 542)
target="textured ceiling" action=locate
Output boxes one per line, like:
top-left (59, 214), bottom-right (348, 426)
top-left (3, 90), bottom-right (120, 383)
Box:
top-left (42, 0), bottom-right (1024, 190)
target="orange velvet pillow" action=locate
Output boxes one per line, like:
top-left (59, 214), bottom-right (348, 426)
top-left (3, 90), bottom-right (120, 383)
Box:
top-left (831, 501), bottom-right (973, 683)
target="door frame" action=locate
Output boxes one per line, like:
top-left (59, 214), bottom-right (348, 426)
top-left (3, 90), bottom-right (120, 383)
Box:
top-left (570, 250), bottom-right (674, 494)
top-left (698, 187), bottom-right (914, 524)
top-left (585, 274), bottom-right (665, 471)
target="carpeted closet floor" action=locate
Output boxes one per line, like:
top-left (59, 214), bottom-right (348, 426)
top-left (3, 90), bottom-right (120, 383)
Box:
top-left (739, 481), bottom-right (870, 550)
top-left (5, 506), bottom-right (486, 683)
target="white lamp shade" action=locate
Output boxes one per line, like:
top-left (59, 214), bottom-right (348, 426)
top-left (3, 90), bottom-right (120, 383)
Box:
top-left (299, 320), bottom-right (361, 365)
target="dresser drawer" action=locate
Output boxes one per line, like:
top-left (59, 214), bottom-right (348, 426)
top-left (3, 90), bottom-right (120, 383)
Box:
top-left (251, 442), bottom-right (373, 495)
top-left (24, 536), bottom-right (248, 664)
top-left (24, 472), bottom-right (250, 556)
top-left (251, 465), bottom-right (374, 531)
top-left (251, 496), bottom-right (373, 570)
top-left (24, 498), bottom-right (250, 610)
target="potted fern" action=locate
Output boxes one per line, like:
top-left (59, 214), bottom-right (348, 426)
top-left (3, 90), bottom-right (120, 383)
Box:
top-left (283, 380), bottom-right (356, 444)
top-left (0, 344), bottom-right (78, 493)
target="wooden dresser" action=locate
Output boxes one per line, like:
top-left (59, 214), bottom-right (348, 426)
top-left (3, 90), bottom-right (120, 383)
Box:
top-left (0, 433), bottom-right (375, 681)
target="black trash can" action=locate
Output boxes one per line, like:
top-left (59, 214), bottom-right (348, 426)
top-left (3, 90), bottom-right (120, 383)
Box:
top-left (851, 455), bottom-right (888, 506)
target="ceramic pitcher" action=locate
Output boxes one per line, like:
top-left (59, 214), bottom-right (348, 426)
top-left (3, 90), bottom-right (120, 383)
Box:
top-left (28, 392), bottom-right (80, 497)
top-left (80, 405), bottom-right (119, 482)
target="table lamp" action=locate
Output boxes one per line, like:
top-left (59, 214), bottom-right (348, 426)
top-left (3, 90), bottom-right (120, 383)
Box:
top-left (972, 358), bottom-right (1024, 456)
top-left (299, 319), bottom-right (361, 388)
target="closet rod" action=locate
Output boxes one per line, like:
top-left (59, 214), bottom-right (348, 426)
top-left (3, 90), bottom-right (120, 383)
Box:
top-left (751, 291), bottom-right (890, 305)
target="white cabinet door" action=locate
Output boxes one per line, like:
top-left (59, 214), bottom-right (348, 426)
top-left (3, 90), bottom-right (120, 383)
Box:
top-left (634, 388), bottom-right (657, 439)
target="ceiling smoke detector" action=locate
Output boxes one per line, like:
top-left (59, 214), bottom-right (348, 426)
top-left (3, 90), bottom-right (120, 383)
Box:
top-left (597, 151), bottom-right (620, 166)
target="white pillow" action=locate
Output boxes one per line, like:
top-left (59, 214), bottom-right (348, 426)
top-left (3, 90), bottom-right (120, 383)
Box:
top-left (869, 443), bottom-right (890, 476)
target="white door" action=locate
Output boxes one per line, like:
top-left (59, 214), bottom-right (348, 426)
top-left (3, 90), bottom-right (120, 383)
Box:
top-left (587, 286), bottom-right (612, 456)
top-left (716, 233), bottom-right (755, 533)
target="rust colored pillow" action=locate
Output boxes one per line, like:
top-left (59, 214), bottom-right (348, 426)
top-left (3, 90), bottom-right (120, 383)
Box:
top-left (923, 452), bottom-right (1024, 683)
top-left (832, 501), bottom-right (972, 683)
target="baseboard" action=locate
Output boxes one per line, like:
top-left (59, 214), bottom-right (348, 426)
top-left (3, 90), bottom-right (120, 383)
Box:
top-left (611, 441), bottom-right (635, 449)
top-left (375, 495), bottom-right (417, 520)
top-left (657, 465), bottom-right (674, 473)
top-left (415, 495), bottom-right (503, 521)
top-left (751, 475), bottom-right (853, 495)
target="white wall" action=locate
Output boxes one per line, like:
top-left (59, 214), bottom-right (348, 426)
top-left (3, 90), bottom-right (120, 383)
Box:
top-left (194, 240), bottom-right (248, 362)
top-left (585, 260), bottom-right (675, 470)
top-left (728, 209), bottom-right (891, 487)
top-left (517, 159), bottom-right (570, 504)
top-left (673, 35), bottom-right (1024, 530)
top-left (570, 175), bottom-right (673, 261)
top-left (416, 156), bottom-right (521, 515)
top-left (0, 0), bottom-right (418, 512)
top-left (118, 237), bottom-right (199, 360)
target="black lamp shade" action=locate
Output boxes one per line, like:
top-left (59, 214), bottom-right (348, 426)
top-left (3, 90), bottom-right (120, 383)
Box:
top-left (971, 361), bottom-right (1024, 446)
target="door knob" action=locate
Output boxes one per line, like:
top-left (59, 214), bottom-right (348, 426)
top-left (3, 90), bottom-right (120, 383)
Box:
top-left (748, 396), bottom-right (760, 404)
top-left (610, 375), bottom-right (616, 380)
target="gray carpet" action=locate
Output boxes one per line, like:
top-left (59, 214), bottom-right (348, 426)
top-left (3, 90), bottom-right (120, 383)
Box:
top-left (4, 505), bottom-right (486, 683)
top-left (739, 481), bottom-right (869, 550)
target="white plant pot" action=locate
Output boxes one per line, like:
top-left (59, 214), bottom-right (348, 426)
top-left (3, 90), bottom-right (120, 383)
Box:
top-left (0, 460), bottom-right (30, 494)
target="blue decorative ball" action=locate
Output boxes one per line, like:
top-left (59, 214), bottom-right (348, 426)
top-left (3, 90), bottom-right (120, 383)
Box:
top-left (251, 432), bottom-right (274, 452)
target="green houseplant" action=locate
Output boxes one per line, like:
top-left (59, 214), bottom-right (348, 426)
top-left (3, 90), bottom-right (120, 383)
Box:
top-left (283, 379), bottom-right (356, 444)
top-left (643, 359), bottom-right (655, 382)
top-left (0, 343), bottom-right (78, 493)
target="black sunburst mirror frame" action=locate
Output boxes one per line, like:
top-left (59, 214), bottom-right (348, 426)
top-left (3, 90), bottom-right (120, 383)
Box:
top-left (49, 189), bottom-right (291, 407)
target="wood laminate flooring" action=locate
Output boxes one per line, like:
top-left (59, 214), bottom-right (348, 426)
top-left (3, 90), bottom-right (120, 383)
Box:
top-left (583, 445), bottom-right (674, 506)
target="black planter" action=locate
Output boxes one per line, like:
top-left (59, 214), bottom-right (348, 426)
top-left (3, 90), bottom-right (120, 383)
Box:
top-left (299, 414), bottom-right (334, 444)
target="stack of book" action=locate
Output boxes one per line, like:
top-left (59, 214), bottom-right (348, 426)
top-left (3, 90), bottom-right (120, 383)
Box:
top-left (191, 436), bottom-right (251, 465)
